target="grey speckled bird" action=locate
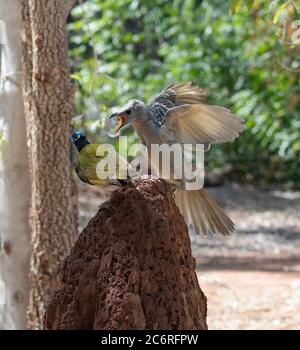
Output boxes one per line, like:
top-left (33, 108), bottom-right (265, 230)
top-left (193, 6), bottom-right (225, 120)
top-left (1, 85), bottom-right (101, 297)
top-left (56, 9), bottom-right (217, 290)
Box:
top-left (109, 82), bottom-right (244, 236)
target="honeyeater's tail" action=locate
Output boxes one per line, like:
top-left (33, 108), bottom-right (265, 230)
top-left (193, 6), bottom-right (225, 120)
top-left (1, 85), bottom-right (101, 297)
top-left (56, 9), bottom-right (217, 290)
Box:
top-left (174, 188), bottom-right (235, 236)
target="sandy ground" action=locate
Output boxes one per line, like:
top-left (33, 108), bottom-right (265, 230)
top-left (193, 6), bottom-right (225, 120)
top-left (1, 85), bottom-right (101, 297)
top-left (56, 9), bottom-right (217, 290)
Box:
top-left (79, 182), bottom-right (300, 330)
top-left (198, 270), bottom-right (300, 330)
top-left (196, 184), bottom-right (300, 330)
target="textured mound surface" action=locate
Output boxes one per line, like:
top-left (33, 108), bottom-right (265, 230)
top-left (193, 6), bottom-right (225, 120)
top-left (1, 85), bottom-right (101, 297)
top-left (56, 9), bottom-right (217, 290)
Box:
top-left (44, 177), bottom-right (207, 330)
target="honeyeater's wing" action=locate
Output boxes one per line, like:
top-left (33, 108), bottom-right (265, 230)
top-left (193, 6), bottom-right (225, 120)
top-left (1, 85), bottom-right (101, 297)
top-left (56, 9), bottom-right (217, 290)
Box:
top-left (78, 144), bottom-right (132, 186)
top-left (77, 144), bottom-right (107, 185)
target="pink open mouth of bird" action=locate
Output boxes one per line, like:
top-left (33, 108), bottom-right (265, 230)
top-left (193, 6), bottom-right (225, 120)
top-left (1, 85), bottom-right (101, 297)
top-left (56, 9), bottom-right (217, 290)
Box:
top-left (115, 115), bottom-right (126, 133)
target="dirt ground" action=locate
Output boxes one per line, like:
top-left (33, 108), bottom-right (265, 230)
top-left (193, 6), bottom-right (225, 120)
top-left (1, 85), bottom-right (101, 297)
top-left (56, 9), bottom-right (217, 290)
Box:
top-left (196, 184), bottom-right (300, 330)
top-left (79, 182), bottom-right (300, 330)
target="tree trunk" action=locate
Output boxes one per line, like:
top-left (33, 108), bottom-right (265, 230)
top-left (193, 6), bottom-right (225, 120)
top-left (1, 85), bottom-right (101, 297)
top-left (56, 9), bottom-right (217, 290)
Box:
top-left (44, 177), bottom-right (207, 330)
top-left (21, 0), bottom-right (77, 329)
top-left (0, 0), bottom-right (31, 330)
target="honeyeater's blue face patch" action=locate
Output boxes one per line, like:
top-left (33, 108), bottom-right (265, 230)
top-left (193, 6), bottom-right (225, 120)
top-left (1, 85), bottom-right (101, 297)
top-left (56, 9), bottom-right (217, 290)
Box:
top-left (70, 131), bottom-right (85, 143)
top-left (70, 131), bottom-right (89, 152)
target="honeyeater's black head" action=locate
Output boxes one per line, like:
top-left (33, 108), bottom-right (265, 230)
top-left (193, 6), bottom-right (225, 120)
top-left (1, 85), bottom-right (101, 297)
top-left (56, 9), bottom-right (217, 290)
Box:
top-left (70, 131), bottom-right (89, 152)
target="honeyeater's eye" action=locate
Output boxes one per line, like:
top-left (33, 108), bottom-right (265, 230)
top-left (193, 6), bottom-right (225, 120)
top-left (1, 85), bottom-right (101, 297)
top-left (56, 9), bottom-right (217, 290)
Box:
top-left (125, 110), bottom-right (132, 115)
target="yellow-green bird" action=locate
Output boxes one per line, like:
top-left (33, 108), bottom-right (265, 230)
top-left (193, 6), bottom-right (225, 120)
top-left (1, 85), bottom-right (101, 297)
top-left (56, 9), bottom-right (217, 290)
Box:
top-left (70, 131), bottom-right (131, 187)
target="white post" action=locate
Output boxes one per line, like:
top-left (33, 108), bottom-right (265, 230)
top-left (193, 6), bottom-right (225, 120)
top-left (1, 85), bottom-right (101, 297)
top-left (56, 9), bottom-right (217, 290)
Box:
top-left (0, 0), bottom-right (31, 329)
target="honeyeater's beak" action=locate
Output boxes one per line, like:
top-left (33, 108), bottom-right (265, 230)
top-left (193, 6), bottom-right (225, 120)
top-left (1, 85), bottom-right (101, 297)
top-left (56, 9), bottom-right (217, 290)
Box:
top-left (109, 113), bottom-right (126, 133)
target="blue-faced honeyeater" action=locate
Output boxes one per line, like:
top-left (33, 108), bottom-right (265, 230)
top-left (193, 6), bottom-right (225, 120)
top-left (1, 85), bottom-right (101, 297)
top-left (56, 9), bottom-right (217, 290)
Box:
top-left (70, 131), bottom-right (131, 187)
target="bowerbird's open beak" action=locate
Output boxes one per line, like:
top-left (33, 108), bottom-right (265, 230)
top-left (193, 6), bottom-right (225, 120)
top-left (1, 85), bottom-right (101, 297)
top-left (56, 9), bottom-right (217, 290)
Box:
top-left (109, 112), bottom-right (126, 133)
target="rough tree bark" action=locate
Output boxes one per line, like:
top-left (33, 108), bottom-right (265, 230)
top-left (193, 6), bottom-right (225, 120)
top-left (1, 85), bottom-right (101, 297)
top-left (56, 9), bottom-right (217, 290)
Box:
top-left (44, 177), bottom-right (207, 330)
top-left (0, 0), bottom-right (31, 330)
top-left (21, 0), bottom-right (78, 329)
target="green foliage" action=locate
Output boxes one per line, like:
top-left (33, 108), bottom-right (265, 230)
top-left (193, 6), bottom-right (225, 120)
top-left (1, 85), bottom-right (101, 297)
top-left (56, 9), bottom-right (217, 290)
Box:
top-left (68, 0), bottom-right (300, 188)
